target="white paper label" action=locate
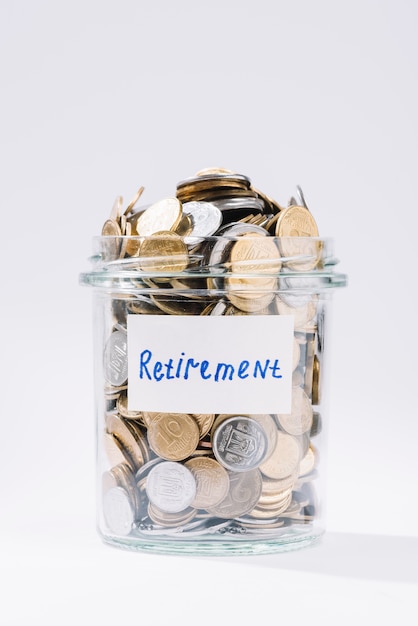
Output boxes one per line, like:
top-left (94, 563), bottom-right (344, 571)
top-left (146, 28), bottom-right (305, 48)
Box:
top-left (127, 314), bottom-right (294, 414)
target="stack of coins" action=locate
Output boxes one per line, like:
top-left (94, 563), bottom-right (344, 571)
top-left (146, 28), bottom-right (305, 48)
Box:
top-left (98, 168), bottom-right (326, 540)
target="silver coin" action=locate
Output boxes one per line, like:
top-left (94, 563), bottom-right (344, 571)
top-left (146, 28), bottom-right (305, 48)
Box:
top-left (207, 469), bottom-right (263, 518)
top-left (296, 185), bottom-right (308, 209)
top-left (208, 300), bottom-right (229, 316)
top-left (103, 486), bottom-right (134, 536)
top-left (217, 222), bottom-right (269, 238)
top-left (135, 457), bottom-right (163, 482)
top-left (212, 416), bottom-right (268, 472)
top-left (288, 185), bottom-right (308, 209)
top-left (212, 197), bottom-right (265, 212)
top-left (103, 330), bottom-right (128, 387)
top-left (146, 461), bottom-right (196, 513)
top-left (278, 276), bottom-right (318, 307)
top-left (182, 201), bottom-right (222, 238)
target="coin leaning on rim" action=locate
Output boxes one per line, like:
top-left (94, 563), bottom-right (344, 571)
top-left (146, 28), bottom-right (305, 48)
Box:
top-left (134, 197), bottom-right (182, 236)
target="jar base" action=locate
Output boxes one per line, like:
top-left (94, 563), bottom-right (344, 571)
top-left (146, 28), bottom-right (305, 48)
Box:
top-left (100, 527), bottom-right (324, 556)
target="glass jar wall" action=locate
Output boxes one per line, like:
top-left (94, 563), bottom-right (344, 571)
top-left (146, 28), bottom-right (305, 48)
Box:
top-left (81, 234), bottom-right (346, 555)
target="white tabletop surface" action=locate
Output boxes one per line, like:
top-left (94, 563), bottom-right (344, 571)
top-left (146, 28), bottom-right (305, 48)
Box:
top-left (1, 1), bottom-right (417, 623)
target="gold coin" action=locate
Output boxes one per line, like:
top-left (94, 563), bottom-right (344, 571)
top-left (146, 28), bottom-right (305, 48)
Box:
top-left (101, 219), bottom-right (122, 260)
top-left (119, 214), bottom-right (127, 237)
top-left (116, 392), bottom-right (143, 421)
top-left (105, 412), bottom-right (145, 471)
top-left (275, 205), bottom-right (321, 271)
top-left (124, 420), bottom-right (151, 464)
top-left (312, 354), bottom-right (320, 405)
top-left (124, 186), bottom-right (145, 215)
top-left (228, 233), bottom-right (281, 273)
top-left (104, 382), bottom-right (127, 400)
top-left (226, 290), bottom-right (275, 313)
top-left (150, 293), bottom-right (206, 315)
top-left (191, 413), bottom-right (215, 438)
top-left (140, 411), bottom-right (159, 428)
top-left (177, 174), bottom-right (250, 193)
top-left (135, 197), bottom-right (182, 236)
top-left (110, 195), bottom-right (123, 221)
top-left (146, 413), bottom-right (200, 461)
top-left (275, 205), bottom-right (319, 238)
top-left (102, 218), bottom-right (122, 236)
top-left (103, 432), bottom-right (128, 468)
top-left (118, 220), bottom-right (131, 259)
top-left (299, 445), bottom-right (317, 477)
top-left (277, 387), bottom-right (313, 436)
top-left (125, 229), bottom-right (141, 258)
top-left (257, 486), bottom-right (293, 507)
top-left (175, 213), bottom-right (194, 236)
top-left (177, 187), bottom-right (256, 203)
top-left (303, 336), bottom-right (315, 399)
top-left (138, 231), bottom-right (189, 276)
top-left (261, 472), bottom-right (298, 494)
top-left (185, 457), bottom-right (230, 509)
top-left (249, 490), bottom-right (292, 518)
top-left (227, 275), bottom-right (277, 298)
top-left (126, 296), bottom-right (166, 315)
top-left (194, 167), bottom-right (236, 176)
top-left (251, 414), bottom-right (278, 461)
top-left (259, 431), bottom-right (301, 479)
top-left (264, 211), bottom-right (282, 235)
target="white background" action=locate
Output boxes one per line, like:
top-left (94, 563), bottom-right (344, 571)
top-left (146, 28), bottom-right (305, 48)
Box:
top-left (1, 1), bottom-right (417, 624)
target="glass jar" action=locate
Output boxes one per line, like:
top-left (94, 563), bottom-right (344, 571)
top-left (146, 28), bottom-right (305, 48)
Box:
top-left (80, 233), bottom-right (346, 555)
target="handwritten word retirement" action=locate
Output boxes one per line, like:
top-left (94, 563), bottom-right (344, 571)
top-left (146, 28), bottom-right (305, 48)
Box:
top-left (138, 349), bottom-right (283, 382)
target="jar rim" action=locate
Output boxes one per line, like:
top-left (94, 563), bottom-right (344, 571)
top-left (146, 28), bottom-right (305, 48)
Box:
top-left (80, 235), bottom-right (347, 290)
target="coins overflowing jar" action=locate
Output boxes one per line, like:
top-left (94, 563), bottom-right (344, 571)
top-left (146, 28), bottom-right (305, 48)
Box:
top-left (80, 168), bottom-right (347, 555)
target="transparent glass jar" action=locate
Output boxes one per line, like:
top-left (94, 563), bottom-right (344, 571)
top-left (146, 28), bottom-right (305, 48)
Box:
top-left (80, 234), bottom-right (346, 555)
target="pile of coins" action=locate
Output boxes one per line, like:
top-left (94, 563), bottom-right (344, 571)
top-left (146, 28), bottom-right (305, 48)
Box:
top-left (96, 168), bottom-right (326, 541)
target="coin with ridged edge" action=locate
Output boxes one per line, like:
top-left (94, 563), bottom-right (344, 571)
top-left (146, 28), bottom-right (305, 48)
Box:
top-left (147, 412), bottom-right (200, 461)
top-left (275, 205), bottom-right (320, 271)
top-left (277, 387), bottom-right (313, 436)
top-left (103, 330), bottom-right (128, 387)
top-left (185, 457), bottom-right (230, 509)
top-left (207, 469), bottom-right (263, 519)
top-left (259, 431), bottom-right (301, 480)
top-left (146, 461), bottom-right (196, 513)
top-left (182, 201), bottom-right (222, 238)
top-left (103, 486), bottom-right (135, 536)
top-left (135, 197), bottom-right (182, 236)
top-left (212, 416), bottom-right (268, 472)
top-left (138, 231), bottom-right (189, 275)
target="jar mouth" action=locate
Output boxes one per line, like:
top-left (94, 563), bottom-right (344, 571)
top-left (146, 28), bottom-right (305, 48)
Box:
top-left (80, 235), bottom-right (347, 290)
